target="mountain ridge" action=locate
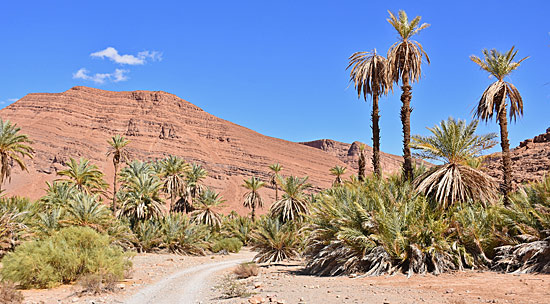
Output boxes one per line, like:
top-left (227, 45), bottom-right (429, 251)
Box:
top-left (2, 86), bottom-right (418, 214)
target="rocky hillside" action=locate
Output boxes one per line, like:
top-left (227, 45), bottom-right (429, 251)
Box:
top-left (483, 127), bottom-right (550, 186)
top-left (1, 86), bottom-right (409, 214)
top-left (300, 139), bottom-right (427, 173)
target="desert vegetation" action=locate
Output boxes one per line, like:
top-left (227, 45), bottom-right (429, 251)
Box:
top-left (0, 8), bottom-right (546, 304)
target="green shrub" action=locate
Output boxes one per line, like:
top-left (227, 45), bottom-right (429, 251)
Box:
top-left (211, 237), bottom-right (243, 253)
top-left (1, 226), bottom-right (132, 289)
top-left (251, 217), bottom-right (300, 263)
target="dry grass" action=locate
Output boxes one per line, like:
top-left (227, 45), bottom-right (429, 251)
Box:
top-left (233, 262), bottom-right (259, 279)
top-left (215, 274), bottom-right (251, 299)
top-left (77, 273), bottom-right (118, 295)
top-left (0, 281), bottom-right (24, 304)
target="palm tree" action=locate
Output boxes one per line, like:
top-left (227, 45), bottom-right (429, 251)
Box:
top-left (250, 217), bottom-right (300, 263)
top-left (347, 50), bottom-right (390, 177)
top-left (118, 173), bottom-right (164, 226)
top-left (358, 144), bottom-right (366, 181)
top-left (0, 119), bottom-right (34, 192)
top-left (191, 188), bottom-right (224, 229)
top-left (177, 163), bottom-right (208, 213)
top-left (470, 46), bottom-right (528, 203)
top-left (329, 165), bottom-right (347, 186)
top-left (242, 176), bottom-right (265, 221)
top-left (65, 193), bottom-right (111, 232)
top-left (159, 155), bottom-right (189, 211)
top-left (411, 118), bottom-right (499, 208)
top-left (270, 176), bottom-right (310, 222)
top-left (386, 10), bottom-right (430, 181)
top-left (268, 163), bottom-right (283, 201)
top-left (56, 158), bottom-right (108, 195)
top-left (106, 135), bottom-right (130, 212)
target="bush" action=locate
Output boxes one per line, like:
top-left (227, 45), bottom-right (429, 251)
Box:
top-left (77, 273), bottom-right (118, 295)
top-left (304, 178), bottom-right (497, 276)
top-left (0, 282), bottom-right (23, 304)
top-left (211, 237), bottom-right (243, 253)
top-left (233, 262), bottom-right (259, 279)
top-left (1, 226), bottom-right (132, 289)
top-left (215, 274), bottom-right (250, 298)
top-left (251, 217), bottom-right (300, 263)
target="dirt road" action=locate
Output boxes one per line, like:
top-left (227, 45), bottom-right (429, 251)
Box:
top-left (124, 253), bottom-right (254, 304)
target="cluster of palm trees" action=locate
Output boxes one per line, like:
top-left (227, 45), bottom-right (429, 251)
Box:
top-left (348, 10), bottom-right (527, 203)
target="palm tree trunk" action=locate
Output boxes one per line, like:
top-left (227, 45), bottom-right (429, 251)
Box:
top-left (251, 205), bottom-right (256, 222)
top-left (112, 161), bottom-right (118, 212)
top-left (170, 192), bottom-right (175, 212)
top-left (372, 94), bottom-right (381, 177)
top-left (498, 106), bottom-right (512, 205)
top-left (275, 185), bottom-right (279, 202)
top-left (400, 75), bottom-right (413, 181)
top-left (358, 148), bottom-right (365, 181)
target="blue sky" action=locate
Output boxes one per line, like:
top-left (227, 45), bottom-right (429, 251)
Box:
top-left (1, 0), bottom-right (549, 156)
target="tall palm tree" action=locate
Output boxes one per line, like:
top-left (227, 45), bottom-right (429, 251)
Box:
top-left (347, 50), bottom-right (390, 177)
top-left (329, 165), bottom-right (347, 186)
top-left (242, 176), bottom-right (265, 221)
top-left (159, 155), bottom-right (189, 211)
top-left (411, 118), bottom-right (499, 208)
top-left (106, 135), bottom-right (130, 212)
top-left (470, 46), bottom-right (528, 203)
top-left (268, 163), bottom-right (283, 201)
top-left (191, 188), bottom-right (224, 229)
top-left (386, 10), bottom-right (430, 181)
top-left (270, 176), bottom-right (310, 222)
top-left (0, 119), bottom-right (34, 192)
top-left (56, 158), bottom-right (108, 195)
top-left (177, 163), bottom-right (208, 213)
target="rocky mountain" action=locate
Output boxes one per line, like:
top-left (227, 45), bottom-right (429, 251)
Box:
top-left (300, 139), bottom-right (428, 173)
top-left (483, 127), bottom-right (550, 186)
top-left (2, 86), bottom-right (409, 214)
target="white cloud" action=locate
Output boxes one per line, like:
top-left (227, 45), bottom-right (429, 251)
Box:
top-left (73, 68), bottom-right (129, 84)
top-left (7, 98), bottom-right (18, 102)
top-left (90, 47), bottom-right (162, 65)
top-left (113, 69), bottom-right (129, 82)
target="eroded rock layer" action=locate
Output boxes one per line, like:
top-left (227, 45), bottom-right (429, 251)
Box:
top-left (2, 86), bottom-right (407, 214)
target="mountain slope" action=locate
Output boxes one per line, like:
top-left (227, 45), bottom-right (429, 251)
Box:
top-left (483, 127), bottom-right (550, 186)
top-left (1, 86), bottom-right (406, 214)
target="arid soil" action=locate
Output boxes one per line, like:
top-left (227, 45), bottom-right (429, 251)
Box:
top-left (21, 251), bottom-right (549, 304)
top-left (2, 86), bottom-right (412, 214)
top-left (208, 261), bottom-right (550, 304)
top-left (21, 250), bottom-right (255, 304)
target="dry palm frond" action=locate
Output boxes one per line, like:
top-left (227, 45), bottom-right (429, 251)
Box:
top-left (412, 118), bottom-right (498, 207)
top-left (493, 237), bottom-right (550, 273)
top-left (386, 10), bottom-right (430, 85)
top-left (251, 217), bottom-right (300, 263)
top-left (191, 188), bottom-right (224, 229)
top-left (270, 176), bottom-right (310, 222)
top-left (470, 46), bottom-right (528, 122)
top-left (347, 49), bottom-right (390, 98)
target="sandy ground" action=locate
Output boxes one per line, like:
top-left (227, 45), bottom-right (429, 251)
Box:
top-left (21, 250), bottom-right (255, 304)
top-left (205, 261), bottom-right (550, 304)
top-left (21, 252), bottom-right (550, 304)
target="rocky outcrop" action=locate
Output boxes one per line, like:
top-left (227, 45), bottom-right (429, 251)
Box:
top-left (1, 86), bottom-right (414, 214)
top-left (300, 139), bottom-right (427, 174)
top-left (483, 128), bottom-right (550, 186)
